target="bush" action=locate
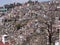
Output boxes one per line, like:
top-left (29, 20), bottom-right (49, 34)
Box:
top-left (15, 23), bottom-right (22, 30)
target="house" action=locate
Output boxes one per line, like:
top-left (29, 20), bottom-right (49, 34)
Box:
top-left (0, 34), bottom-right (9, 45)
top-left (0, 7), bottom-right (7, 12)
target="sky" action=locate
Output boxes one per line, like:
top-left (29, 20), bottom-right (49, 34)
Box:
top-left (0, 0), bottom-right (50, 6)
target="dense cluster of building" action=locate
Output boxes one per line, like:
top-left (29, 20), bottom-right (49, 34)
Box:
top-left (0, 0), bottom-right (60, 45)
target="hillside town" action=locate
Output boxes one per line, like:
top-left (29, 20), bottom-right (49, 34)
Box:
top-left (0, 0), bottom-right (60, 45)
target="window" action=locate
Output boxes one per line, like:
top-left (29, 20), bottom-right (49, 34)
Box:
top-left (4, 36), bottom-right (8, 42)
top-left (59, 17), bottom-right (60, 20)
top-left (57, 29), bottom-right (59, 33)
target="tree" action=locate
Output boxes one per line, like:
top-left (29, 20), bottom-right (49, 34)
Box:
top-left (38, 2), bottom-right (59, 45)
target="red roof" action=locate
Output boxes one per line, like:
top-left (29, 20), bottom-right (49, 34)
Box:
top-left (0, 42), bottom-right (9, 45)
top-left (5, 42), bottom-right (9, 45)
top-left (0, 42), bottom-right (4, 45)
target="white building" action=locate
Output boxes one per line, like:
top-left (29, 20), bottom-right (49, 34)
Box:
top-left (2, 34), bottom-right (8, 44)
top-left (55, 41), bottom-right (59, 45)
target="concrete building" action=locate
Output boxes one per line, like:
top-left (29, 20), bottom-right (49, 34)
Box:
top-left (0, 34), bottom-right (9, 45)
